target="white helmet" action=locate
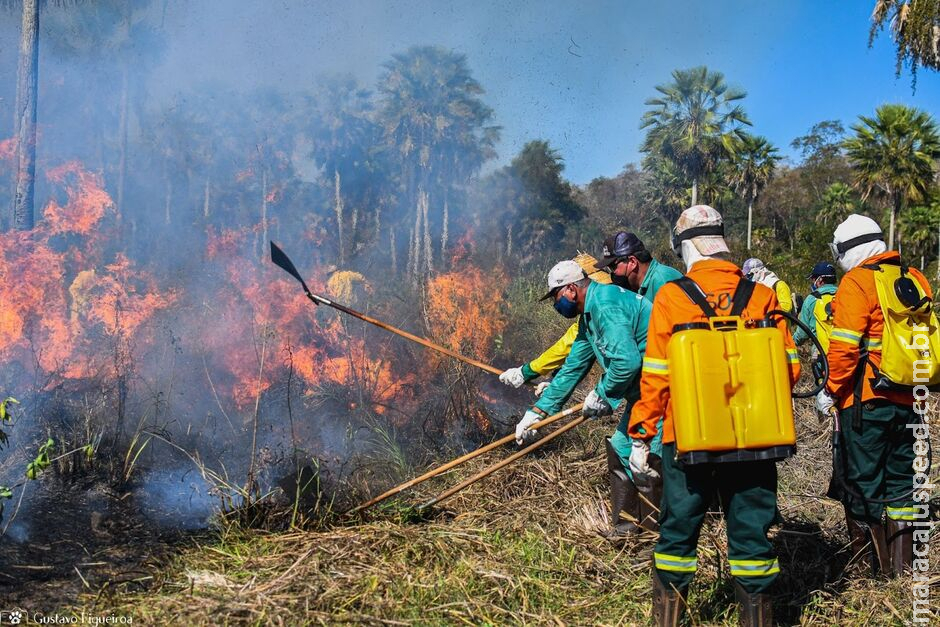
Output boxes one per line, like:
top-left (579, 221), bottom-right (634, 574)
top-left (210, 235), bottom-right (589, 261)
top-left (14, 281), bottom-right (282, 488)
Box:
top-left (830, 214), bottom-right (886, 271)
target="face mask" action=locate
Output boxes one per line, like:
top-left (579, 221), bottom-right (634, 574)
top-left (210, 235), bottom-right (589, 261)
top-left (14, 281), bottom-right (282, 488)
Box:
top-left (610, 272), bottom-right (631, 289)
top-left (553, 294), bottom-right (579, 318)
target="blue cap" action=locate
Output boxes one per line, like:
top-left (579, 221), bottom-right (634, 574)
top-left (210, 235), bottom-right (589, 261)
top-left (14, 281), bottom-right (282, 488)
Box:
top-left (808, 262), bottom-right (836, 279)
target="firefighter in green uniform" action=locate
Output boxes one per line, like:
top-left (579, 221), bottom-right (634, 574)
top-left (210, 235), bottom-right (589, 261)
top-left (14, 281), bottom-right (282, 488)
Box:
top-left (516, 261), bottom-right (653, 532)
top-left (593, 231), bottom-right (681, 532)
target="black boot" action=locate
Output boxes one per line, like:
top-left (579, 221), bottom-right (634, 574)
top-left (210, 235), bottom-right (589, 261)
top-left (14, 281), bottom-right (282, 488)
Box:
top-left (652, 568), bottom-right (686, 627)
top-left (733, 579), bottom-right (773, 627)
top-left (885, 518), bottom-right (914, 576)
top-left (637, 454), bottom-right (663, 532)
top-left (606, 438), bottom-right (641, 535)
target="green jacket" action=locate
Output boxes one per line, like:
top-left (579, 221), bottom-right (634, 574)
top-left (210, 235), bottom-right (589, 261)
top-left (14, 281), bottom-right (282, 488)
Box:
top-left (638, 258), bottom-right (683, 302)
top-left (535, 282), bottom-right (651, 415)
top-left (793, 283), bottom-right (837, 345)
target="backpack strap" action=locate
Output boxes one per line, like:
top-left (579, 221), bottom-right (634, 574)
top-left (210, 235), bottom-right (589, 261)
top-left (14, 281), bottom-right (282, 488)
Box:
top-left (810, 290), bottom-right (822, 299)
top-left (729, 278), bottom-right (755, 317)
top-left (672, 277), bottom-right (717, 318)
top-left (673, 277), bottom-right (754, 319)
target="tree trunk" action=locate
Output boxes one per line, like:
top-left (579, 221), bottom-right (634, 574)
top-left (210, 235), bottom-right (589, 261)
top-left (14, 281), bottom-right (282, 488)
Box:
top-left (11, 0), bottom-right (40, 231)
top-left (260, 170), bottom-right (268, 260)
top-left (889, 194), bottom-right (901, 251)
top-left (691, 178), bottom-right (698, 207)
top-left (506, 223), bottom-right (513, 258)
top-left (116, 63), bottom-right (129, 225)
top-left (203, 174), bottom-right (211, 219)
top-left (746, 199), bottom-right (753, 250)
top-left (441, 194), bottom-right (449, 266)
top-left (163, 170), bottom-right (172, 226)
top-left (334, 168), bottom-right (344, 265)
top-left (421, 190), bottom-right (432, 277)
top-left (411, 200), bottom-right (422, 287)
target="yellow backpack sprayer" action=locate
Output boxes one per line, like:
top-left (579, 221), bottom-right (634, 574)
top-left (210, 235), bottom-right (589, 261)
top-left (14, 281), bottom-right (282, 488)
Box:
top-left (666, 276), bottom-right (827, 464)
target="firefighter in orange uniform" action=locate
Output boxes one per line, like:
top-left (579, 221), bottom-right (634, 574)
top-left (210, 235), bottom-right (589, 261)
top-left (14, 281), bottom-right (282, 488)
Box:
top-left (628, 205), bottom-right (801, 626)
top-left (815, 214), bottom-right (934, 577)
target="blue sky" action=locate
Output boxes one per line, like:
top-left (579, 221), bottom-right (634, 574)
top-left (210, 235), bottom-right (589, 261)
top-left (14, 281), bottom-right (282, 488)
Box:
top-left (151, 1), bottom-right (940, 184)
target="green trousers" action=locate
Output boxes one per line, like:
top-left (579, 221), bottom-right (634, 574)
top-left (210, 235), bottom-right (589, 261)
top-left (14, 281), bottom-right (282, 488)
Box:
top-left (654, 443), bottom-right (780, 594)
top-left (838, 401), bottom-right (918, 523)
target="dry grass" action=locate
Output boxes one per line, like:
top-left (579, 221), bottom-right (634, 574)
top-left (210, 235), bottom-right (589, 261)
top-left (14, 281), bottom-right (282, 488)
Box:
top-left (75, 398), bottom-right (938, 625)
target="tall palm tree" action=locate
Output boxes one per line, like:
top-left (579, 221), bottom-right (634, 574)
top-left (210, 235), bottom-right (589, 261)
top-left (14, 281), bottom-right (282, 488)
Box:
top-left (731, 134), bottom-right (780, 250)
top-left (870, 0), bottom-right (940, 77)
top-left (843, 103), bottom-right (940, 249)
top-left (377, 46), bottom-right (499, 278)
top-left (641, 66), bottom-right (751, 205)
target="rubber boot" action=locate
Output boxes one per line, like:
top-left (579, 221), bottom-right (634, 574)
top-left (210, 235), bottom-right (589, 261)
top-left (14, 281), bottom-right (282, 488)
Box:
top-left (845, 512), bottom-right (891, 576)
top-left (652, 568), bottom-right (685, 627)
top-left (868, 520), bottom-right (891, 576)
top-left (637, 454), bottom-right (663, 532)
top-left (733, 579), bottom-right (773, 627)
top-left (885, 518), bottom-right (914, 576)
top-left (605, 438), bottom-right (641, 535)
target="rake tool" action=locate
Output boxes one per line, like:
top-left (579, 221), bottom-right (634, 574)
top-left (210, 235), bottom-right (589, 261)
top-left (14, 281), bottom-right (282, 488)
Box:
top-left (270, 241), bottom-right (503, 376)
top-left (349, 403), bottom-right (584, 514)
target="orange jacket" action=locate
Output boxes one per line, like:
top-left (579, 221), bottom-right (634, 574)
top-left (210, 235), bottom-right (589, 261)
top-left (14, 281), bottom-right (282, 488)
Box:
top-left (628, 260), bottom-right (801, 444)
top-left (825, 251), bottom-right (933, 408)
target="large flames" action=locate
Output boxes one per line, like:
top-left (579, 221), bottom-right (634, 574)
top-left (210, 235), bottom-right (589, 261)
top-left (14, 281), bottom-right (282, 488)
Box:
top-left (0, 149), bottom-right (510, 466)
top-left (0, 162), bottom-right (174, 385)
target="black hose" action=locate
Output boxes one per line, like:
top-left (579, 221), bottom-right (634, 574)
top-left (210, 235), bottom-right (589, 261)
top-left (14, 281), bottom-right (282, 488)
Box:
top-left (766, 308), bottom-right (827, 398)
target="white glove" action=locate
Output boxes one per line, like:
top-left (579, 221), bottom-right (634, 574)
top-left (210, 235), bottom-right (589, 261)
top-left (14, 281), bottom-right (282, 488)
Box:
top-left (582, 389), bottom-right (613, 418)
top-left (815, 390), bottom-right (836, 415)
top-left (534, 381), bottom-right (551, 397)
top-left (499, 366), bottom-right (526, 389)
top-left (629, 439), bottom-right (660, 487)
top-left (515, 410), bottom-right (542, 445)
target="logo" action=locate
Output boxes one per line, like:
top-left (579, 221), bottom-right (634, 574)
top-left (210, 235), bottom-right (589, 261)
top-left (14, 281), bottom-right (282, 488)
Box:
top-left (8, 610), bottom-right (22, 625)
top-left (602, 246), bottom-right (610, 257)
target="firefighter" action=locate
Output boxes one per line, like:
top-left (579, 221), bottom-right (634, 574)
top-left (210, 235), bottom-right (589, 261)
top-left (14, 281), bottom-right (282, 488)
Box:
top-left (794, 262), bottom-right (838, 394)
top-left (629, 205), bottom-right (800, 626)
top-left (514, 259), bottom-right (655, 525)
top-left (499, 233), bottom-right (678, 393)
top-left (503, 233), bottom-right (679, 534)
top-left (793, 262), bottom-right (837, 348)
top-left (593, 230), bottom-right (683, 300)
top-left (815, 214), bottom-right (935, 577)
top-left (743, 257), bottom-right (795, 313)
top-left (593, 230), bottom-right (681, 534)
top-left (498, 255), bottom-right (611, 394)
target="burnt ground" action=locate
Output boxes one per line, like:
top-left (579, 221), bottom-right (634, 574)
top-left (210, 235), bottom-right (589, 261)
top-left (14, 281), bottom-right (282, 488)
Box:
top-left (0, 474), bottom-right (209, 611)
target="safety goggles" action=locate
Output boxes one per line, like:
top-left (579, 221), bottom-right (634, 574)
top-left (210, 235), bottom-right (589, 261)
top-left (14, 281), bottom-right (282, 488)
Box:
top-left (828, 232), bottom-right (883, 260)
top-left (671, 224), bottom-right (725, 254)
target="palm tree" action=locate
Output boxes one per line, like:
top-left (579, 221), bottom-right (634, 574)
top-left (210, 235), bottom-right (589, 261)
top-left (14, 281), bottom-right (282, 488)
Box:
top-left (731, 134), bottom-right (780, 250)
top-left (898, 202), bottom-right (940, 269)
top-left (377, 46), bottom-right (499, 278)
top-left (843, 104), bottom-right (940, 249)
top-left (641, 66), bottom-right (751, 205)
top-left (870, 0), bottom-right (940, 78)
top-left (817, 182), bottom-right (857, 225)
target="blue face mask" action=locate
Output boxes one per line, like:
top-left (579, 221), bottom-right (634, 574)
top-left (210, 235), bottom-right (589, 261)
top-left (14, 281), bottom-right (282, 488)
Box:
top-left (553, 294), bottom-right (579, 318)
